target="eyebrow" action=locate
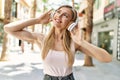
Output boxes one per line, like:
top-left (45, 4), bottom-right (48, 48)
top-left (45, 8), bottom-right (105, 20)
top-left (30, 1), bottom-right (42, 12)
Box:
top-left (57, 9), bottom-right (72, 18)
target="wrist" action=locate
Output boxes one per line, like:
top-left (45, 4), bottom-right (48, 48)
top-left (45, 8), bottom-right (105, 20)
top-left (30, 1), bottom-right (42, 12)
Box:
top-left (78, 40), bottom-right (85, 47)
top-left (78, 41), bottom-right (82, 47)
top-left (34, 18), bottom-right (40, 24)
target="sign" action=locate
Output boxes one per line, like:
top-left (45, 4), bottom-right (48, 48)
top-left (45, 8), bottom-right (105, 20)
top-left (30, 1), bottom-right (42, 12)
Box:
top-left (104, 2), bottom-right (115, 20)
top-left (104, 3), bottom-right (114, 14)
top-left (117, 0), bottom-right (120, 7)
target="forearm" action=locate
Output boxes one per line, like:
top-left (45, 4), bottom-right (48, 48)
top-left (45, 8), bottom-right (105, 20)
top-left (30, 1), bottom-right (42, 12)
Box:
top-left (4, 18), bottom-right (39, 33)
top-left (79, 40), bottom-right (112, 62)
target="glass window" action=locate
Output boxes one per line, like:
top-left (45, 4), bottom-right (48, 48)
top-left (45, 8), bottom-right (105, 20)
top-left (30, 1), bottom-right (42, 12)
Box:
top-left (105, 0), bottom-right (115, 6)
top-left (0, 22), bottom-right (4, 44)
top-left (11, 0), bottom-right (17, 17)
top-left (94, 0), bottom-right (101, 10)
top-left (98, 31), bottom-right (114, 54)
top-left (109, 0), bottom-right (115, 3)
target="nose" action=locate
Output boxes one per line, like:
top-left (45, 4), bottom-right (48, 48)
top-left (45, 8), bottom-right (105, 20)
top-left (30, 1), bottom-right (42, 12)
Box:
top-left (57, 13), bottom-right (62, 18)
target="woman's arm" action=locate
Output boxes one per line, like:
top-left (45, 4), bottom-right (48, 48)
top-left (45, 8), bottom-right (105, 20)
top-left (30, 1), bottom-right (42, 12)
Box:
top-left (4, 18), bottom-right (40, 43)
top-left (75, 41), bottom-right (112, 62)
top-left (4, 10), bottom-right (52, 43)
top-left (71, 27), bottom-right (112, 62)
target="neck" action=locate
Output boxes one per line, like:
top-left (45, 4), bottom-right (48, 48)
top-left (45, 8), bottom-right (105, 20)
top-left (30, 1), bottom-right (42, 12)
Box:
top-left (54, 28), bottom-right (63, 40)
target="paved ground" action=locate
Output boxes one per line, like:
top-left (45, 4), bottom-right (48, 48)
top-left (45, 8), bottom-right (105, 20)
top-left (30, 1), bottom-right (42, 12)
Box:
top-left (0, 51), bottom-right (120, 80)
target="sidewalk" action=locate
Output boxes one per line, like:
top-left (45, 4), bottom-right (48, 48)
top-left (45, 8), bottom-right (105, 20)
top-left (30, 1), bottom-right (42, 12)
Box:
top-left (0, 51), bottom-right (120, 80)
top-left (73, 54), bottom-right (120, 80)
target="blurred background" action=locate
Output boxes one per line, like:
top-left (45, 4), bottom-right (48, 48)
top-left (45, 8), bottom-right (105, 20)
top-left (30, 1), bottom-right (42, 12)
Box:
top-left (0, 0), bottom-right (119, 61)
top-left (0, 0), bottom-right (120, 80)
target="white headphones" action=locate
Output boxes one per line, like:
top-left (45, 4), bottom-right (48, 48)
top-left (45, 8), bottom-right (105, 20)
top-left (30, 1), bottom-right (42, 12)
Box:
top-left (67, 18), bottom-right (79, 32)
top-left (50, 8), bottom-right (79, 32)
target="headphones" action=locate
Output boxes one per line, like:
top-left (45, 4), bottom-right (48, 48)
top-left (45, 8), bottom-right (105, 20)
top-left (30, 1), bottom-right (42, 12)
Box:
top-left (67, 18), bottom-right (79, 32)
top-left (50, 8), bottom-right (78, 32)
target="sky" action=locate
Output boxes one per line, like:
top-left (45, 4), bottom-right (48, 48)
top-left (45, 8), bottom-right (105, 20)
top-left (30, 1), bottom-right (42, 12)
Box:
top-left (36, 0), bottom-right (86, 13)
top-left (47, 0), bottom-right (84, 9)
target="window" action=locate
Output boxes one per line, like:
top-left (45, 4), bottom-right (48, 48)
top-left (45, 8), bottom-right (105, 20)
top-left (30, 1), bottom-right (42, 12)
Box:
top-left (98, 31), bottom-right (114, 54)
top-left (94, 0), bottom-right (101, 10)
top-left (0, 22), bottom-right (4, 44)
top-left (11, 0), bottom-right (17, 17)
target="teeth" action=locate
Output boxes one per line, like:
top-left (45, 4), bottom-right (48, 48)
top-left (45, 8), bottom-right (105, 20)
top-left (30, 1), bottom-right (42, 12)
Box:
top-left (55, 19), bottom-right (61, 23)
top-left (56, 20), bottom-right (60, 22)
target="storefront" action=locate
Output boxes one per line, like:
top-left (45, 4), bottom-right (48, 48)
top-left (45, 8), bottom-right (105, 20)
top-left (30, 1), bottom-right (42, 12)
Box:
top-left (98, 30), bottom-right (114, 54)
top-left (92, 1), bottom-right (119, 59)
top-left (117, 18), bottom-right (120, 60)
top-left (116, 0), bottom-right (120, 60)
top-left (93, 18), bottom-right (118, 59)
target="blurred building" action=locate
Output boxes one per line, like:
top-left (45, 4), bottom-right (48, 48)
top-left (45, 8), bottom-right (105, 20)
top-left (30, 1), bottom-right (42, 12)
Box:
top-left (0, 0), bottom-right (48, 52)
top-left (0, 0), bottom-right (4, 20)
top-left (9, 0), bottom-right (43, 52)
top-left (8, 0), bottom-right (31, 51)
top-left (0, 0), bottom-right (4, 45)
top-left (93, 0), bottom-right (120, 60)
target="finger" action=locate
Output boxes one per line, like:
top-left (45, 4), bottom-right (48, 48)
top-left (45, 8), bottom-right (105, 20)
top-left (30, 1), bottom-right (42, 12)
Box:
top-left (49, 18), bottom-right (52, 22)
top-left (42, 9), bottom-right (53, 16)
top-left (47, 9), bottom-right (54, 15)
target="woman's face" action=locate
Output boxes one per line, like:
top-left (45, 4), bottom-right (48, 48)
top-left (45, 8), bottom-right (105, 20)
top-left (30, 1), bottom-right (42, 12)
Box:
top-left (52, 7), bottom-right (73, 30)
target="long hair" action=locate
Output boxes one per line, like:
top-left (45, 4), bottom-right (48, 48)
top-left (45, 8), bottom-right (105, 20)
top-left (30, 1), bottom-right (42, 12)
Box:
top-left (41, 5), bottom-right (77, 66)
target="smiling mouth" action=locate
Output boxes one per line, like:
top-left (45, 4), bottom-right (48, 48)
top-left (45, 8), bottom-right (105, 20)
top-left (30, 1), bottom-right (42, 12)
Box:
top-left (55, 19), bottom-right (62, 23)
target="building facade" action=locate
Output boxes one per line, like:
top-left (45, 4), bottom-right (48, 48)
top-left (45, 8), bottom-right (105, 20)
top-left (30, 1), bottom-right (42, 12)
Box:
top-left (7, 0), bottom-right (31, 51)
top-left (0, 0), bottom-right (5, 45)
top-left (93, 0), bottom-right (120, 60)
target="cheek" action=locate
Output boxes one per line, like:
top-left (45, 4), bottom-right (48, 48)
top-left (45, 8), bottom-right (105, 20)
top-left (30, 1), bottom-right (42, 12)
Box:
top-left (62, 22), bottom-right (69, 29)
top-left (63, 19), bottom-right (70, 26)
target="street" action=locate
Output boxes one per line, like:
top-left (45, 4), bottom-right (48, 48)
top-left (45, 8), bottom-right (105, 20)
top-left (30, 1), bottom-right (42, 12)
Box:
top-left (0, 51), bottom-right (120, 80)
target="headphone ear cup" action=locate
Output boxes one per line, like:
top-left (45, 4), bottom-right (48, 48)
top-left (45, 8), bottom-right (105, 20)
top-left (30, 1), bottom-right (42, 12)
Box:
top-left (67, 22), bottom-right (77, 31)
top-left (67, 19), bottom-right (78, 32)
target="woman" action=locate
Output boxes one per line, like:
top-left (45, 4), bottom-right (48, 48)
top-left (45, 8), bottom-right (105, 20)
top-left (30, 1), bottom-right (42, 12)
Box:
top-left (4, 5), bottom-right (112, 80)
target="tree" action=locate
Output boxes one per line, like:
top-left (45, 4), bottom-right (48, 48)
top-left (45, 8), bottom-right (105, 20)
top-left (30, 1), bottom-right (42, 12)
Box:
top-left (83, 0), bottom-right (95, 66)
top-left (41, 0), bottom-right (49, 33)
top-left (0, 0), bottom-right (12, 61)
top-left (72, 0), bottom-right (74, 7)
top-left (30, 0), bottom-right (37, 51)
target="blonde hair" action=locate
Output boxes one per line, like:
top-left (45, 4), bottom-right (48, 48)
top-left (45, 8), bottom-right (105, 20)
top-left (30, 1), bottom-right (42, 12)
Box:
top-left (41, 5), bottom-right (77, 66)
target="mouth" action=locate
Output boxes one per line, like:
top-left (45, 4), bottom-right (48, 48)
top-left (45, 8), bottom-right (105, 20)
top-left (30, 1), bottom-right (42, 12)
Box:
top-left (55, 18), bottom-right (62, 23)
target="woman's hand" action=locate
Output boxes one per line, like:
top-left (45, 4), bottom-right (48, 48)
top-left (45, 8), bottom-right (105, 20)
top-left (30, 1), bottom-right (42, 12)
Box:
top-left (36, 9), bottom-right (52, 24)
top-left (70, 25), bottom-right (84, 46)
